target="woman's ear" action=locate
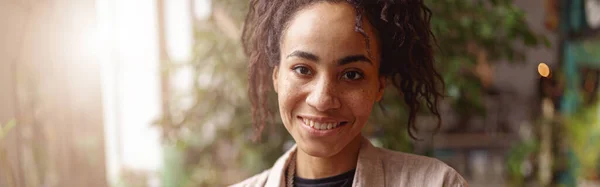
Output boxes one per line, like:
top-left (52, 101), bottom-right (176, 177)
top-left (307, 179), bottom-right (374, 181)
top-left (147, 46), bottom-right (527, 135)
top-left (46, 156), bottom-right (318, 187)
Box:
top-left (376, 76), bottom-right (386, 102)
top-left (272, 66), bottom-right (279, 93)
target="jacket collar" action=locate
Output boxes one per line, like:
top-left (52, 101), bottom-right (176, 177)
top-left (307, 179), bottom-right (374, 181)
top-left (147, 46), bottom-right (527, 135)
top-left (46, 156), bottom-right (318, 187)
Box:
top-left (352, 137), bottom-right (384, 187)
top-left (264, 143), bottom-right (296, 187)
top-left (264, 136), bottom-right (385, 187)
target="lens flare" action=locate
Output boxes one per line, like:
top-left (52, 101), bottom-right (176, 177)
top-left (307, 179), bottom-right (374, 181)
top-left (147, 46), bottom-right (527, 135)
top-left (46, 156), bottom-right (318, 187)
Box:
top-left (538, 63), bottom-right (550, 77)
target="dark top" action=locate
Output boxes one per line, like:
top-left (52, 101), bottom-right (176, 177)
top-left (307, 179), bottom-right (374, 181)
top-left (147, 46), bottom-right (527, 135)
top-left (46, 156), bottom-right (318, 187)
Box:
top-left (294, 169), bottom-right (356, 187)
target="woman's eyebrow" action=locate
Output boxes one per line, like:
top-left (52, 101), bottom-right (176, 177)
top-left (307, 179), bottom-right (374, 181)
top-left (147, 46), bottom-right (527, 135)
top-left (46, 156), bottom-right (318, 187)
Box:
top-left (286, 50), bottom-right (372, 65)
top-left (338, 55), bottom-right (372, 65)
top-left (286, 50), bottom-right (319, 62)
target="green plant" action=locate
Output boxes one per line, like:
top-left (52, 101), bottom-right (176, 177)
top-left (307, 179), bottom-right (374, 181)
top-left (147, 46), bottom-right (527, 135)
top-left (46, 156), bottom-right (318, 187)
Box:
top-left (156, 1), bottom-right (290, 186)
top-left (506, 137), bottom-right (539, 186)
top-left (564, 102), bottom-right (600, 180)
top-left (429, 0), bottom-right (548, 126)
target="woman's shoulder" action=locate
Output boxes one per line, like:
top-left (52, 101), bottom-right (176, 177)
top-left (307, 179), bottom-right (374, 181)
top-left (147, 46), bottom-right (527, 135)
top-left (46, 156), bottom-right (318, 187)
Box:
top-left (228, 169), bottom-right (270, 187)
top-left (374, 147), bottom-right (468, 186)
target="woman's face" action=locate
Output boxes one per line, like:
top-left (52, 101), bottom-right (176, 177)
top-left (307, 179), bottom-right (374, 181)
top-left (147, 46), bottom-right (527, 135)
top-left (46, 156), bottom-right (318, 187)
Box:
top-left (273, 2), bottom-right (384, 157)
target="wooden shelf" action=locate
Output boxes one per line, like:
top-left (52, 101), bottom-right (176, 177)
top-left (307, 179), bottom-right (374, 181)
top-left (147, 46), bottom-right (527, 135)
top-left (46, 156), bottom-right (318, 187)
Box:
top-left (431, 133), bottom-right (516, 150)
top-left (565, 27), bottom-right (600, 42)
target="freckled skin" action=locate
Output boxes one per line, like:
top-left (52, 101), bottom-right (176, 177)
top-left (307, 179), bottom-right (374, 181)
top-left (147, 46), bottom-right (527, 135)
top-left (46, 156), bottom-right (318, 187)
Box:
top-left (272, 2), bottom-right (385, 178)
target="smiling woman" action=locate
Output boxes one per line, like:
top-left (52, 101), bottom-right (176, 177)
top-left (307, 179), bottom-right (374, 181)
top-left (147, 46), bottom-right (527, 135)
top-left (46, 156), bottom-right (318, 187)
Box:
top-left (234, 0), bottom-right (468, 187)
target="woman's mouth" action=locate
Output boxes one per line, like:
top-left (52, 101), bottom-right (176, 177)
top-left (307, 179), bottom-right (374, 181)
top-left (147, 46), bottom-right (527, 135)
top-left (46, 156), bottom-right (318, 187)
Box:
top-left (299, 117), bottom-right (348, 130)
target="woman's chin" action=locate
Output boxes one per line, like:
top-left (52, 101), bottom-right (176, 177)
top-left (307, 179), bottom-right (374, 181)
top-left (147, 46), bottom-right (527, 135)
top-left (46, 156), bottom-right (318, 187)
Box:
top-left (296, 141), bottom-right (344, 158)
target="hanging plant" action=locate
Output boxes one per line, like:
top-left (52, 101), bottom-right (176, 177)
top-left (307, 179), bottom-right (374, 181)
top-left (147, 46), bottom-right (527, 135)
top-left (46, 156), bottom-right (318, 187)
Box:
top-left (564, 101), bottom-right (600, 181)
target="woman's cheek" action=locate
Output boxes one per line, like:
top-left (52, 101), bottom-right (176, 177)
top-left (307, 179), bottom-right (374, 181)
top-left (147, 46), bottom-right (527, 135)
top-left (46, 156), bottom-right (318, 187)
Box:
top-left (345, 89), bottom-right (376, 118)
top-left (278, 77), bottom-right (304, 116)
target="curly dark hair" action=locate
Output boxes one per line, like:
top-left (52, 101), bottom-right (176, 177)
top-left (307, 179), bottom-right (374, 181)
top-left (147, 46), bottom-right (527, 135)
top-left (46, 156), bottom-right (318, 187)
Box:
top-left (242, 0), bottom-right (444, 140)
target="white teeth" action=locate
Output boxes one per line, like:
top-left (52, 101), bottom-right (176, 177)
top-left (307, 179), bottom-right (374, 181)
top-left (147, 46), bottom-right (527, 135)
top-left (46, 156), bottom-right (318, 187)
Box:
top-left (303, 119), bottom-right (342, 130)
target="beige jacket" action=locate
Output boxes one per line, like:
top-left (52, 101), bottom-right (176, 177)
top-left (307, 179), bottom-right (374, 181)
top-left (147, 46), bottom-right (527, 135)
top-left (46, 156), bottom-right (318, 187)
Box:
top-left (231, 137), bottom-right (468, 187)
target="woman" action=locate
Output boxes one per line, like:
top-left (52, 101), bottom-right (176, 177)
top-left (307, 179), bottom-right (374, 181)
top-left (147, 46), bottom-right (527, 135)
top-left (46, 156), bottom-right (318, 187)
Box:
top-left (234, 0), bottom-right (468, 186)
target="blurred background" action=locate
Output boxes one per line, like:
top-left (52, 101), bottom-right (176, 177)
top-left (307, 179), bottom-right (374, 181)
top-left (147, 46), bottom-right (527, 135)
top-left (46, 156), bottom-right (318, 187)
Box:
top-left (1, 0), bottom-right (600, 186)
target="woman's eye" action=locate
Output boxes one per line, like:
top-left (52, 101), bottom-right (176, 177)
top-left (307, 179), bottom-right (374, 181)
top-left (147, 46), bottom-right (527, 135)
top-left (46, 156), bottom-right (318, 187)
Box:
top-left (293, 66), bottom-right (312, 75)
top-left (342, 71), bottom-right (364, 80)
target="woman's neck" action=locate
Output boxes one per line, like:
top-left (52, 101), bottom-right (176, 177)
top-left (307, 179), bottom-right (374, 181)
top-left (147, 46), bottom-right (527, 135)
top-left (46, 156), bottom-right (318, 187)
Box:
top-left (295, 135), bottom-right (362, 179)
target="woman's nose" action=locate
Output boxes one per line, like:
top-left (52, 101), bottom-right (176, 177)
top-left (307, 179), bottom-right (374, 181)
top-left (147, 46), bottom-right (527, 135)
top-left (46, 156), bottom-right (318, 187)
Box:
top-left (306, 77), bottom-right (341, 111)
